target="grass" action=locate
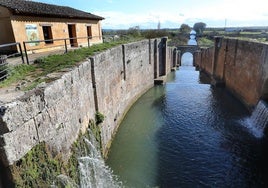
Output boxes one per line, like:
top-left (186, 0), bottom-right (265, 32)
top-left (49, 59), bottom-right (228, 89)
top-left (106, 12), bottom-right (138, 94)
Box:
top-left (197, 37), bottom-right (214, 46)
top-left (0, 64), bottom-right (36, 88)
top-left (0, 39), bottom-right (139, 90)
top-left (225, 36), bottom-right (268, 43)
top-left (34, 41), bottom-right (130, 76)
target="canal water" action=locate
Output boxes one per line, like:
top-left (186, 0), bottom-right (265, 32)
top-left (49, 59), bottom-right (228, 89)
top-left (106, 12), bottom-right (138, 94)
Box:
top-left (106, 55), bottom-right (268, 187)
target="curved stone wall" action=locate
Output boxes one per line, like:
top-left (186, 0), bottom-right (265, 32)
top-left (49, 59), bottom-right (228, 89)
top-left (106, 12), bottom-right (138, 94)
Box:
top-left (0, 38), bottom-right (178, 169)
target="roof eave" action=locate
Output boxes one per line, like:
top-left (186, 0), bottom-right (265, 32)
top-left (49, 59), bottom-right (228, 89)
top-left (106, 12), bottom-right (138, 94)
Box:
top-left (11, 12), bottom-right (104, 21)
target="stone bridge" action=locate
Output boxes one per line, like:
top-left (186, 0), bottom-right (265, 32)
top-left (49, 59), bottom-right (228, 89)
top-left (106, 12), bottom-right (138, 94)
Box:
top-left (176, 45), bottom-right (200, 66)
top-left (176, 45), bottom-right (200, 55)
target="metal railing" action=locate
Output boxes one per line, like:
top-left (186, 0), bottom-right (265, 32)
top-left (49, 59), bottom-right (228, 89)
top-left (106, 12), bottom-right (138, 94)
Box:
top-left (0, 42), bottom-right (24, 63)
top-left (23, 36), bottom-right (95, 64)
top-left (0, 36), bottom-right (102, 81)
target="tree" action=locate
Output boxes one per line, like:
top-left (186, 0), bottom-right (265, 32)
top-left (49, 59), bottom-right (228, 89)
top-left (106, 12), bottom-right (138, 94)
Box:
top-left (193, 22), bottom-right (206, 36)
top-left (128, 26), bottom-right (141, 37)
top-left (179, 23), bottom-right (191, 34)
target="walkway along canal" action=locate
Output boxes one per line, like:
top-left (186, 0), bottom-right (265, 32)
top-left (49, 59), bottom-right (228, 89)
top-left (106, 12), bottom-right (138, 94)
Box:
top-left (106, 57), bottom-right (268, 187)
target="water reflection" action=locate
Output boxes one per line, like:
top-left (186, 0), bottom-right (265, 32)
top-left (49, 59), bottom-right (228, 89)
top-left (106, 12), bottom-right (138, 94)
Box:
top-left (188, 29), bottom-right (197, 45)
top-left (181, 52), bottom-right (193, 66)
top-left (106, 86), bottom-right (165, 187)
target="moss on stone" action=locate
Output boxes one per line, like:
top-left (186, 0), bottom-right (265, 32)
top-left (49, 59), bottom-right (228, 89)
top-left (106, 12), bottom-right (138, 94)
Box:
top-left (10, 142), bottom-right (79, 187)
top-left (9, 120), bottom-right (103, 187)
top-left (90, 120), bottom-right (102, 150)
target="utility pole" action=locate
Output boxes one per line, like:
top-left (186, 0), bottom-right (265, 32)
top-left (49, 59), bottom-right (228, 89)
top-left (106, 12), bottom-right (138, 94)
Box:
top-left (157, 20), bottom-right (161, 30)
top-left (224, 19), bottom-right (227, 32)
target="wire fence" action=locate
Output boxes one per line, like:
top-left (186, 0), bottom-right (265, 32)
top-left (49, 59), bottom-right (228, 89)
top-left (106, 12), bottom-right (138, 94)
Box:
top-left (0, 42), bottom-right (24, 81)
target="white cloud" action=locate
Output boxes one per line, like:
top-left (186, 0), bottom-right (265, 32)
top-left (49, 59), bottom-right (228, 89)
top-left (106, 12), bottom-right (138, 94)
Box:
top-left (95, 0), bottom-right (268, 29)
top-left (94, 10), bottom-right (186, 29)
top-left (188, 0), bottom-right (268, 22)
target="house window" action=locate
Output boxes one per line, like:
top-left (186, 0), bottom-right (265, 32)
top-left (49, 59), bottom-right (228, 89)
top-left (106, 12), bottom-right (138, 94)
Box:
top-left (87, 26), bottom-right (92, 38)
top-left (42, 26), bottom-right (53, 44)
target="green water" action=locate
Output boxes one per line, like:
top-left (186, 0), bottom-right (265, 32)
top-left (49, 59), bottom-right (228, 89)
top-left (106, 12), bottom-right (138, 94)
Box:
top-left (106, 67), bottom-right (268, 187)
top-left (106, 74), bottom-right (174, 187)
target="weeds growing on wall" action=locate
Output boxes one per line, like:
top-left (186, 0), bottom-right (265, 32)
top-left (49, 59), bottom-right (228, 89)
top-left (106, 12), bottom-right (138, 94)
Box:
top-left (10, 142), bottom-right (79, 187)
top-left (9, 120), bottom-right (103, 187)
top-left (95, 111), bottom-right (105, 125)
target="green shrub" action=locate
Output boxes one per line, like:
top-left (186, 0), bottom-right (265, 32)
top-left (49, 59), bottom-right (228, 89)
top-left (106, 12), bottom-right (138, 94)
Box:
top-left (95, 111), bottom-right (105, 124)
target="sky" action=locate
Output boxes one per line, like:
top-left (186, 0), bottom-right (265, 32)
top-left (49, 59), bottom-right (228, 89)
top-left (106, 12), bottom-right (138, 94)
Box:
top-left (34, 0), bottom-right (268, 29)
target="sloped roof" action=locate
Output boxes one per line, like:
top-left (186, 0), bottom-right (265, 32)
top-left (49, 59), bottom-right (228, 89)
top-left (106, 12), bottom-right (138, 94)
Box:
top-left (0, 0), bottom-right (104, 20)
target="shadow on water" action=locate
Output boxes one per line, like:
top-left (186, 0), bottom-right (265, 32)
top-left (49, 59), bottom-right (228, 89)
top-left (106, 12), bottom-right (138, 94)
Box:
top-left (199, 71), bottom-right (211, 84)
top-left (156, 67), bottom-right (268, 187)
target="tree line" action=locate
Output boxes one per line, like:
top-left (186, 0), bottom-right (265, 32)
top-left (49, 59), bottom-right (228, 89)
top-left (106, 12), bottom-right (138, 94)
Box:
top-left (102, 22), bottom-right (207, 46)
top-left (180, 22), bottom-right (206, 36)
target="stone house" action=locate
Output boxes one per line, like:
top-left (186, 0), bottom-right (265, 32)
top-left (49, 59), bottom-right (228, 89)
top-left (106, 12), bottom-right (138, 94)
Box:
top-left (0, 0), bottom-right (104, 52)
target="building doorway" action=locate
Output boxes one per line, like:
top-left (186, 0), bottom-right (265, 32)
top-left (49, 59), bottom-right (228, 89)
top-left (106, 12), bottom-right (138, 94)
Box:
top-left (87, 26), bottom-right (92, 39)
top-left (68, 24), bottom-right (78, 47)
top-left (42, 26), bottom-right (53, 44)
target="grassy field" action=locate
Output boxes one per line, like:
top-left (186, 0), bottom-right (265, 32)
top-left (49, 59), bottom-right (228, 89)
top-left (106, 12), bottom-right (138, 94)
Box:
top-left (203, 29), bottom-right (268, 43)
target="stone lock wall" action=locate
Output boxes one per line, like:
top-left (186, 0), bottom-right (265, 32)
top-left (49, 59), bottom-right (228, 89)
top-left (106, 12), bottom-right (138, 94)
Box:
top-left (195, 37), bottom-right (268, 107)
top-left (196, 47), bottom-right (214, 74)
top-left (0, 38), bottom-right (178, 168)
top-left (80, 38), bottom-right (176, 155)
top-left (92, 40), bottom-right (155, 154)
top-left (0, 61), bottom-right (96, 166)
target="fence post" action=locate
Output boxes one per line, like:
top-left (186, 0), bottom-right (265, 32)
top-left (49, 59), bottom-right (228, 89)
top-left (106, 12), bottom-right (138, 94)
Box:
top-left (18, 43), bottom-right (25, 64)
top-left (0, 55), bottom-right (7, 64)
top-left (87, 37), bottom-right (90, 48)
top-left (23, 42), bottom-right (29, 65)
top-left (64, 39), bottom-right (68, 53)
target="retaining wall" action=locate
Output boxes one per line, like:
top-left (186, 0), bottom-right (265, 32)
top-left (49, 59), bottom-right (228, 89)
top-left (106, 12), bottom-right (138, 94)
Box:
top-left (0, 38), bottom-right (178, 168)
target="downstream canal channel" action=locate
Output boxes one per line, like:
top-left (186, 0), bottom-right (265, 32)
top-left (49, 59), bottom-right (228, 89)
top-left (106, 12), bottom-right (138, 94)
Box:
top-left (107, 56), bottom-right (268, 187)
